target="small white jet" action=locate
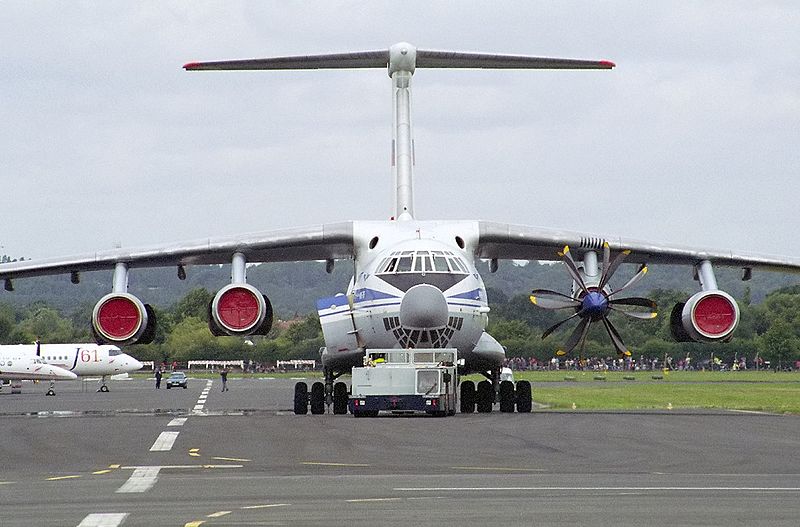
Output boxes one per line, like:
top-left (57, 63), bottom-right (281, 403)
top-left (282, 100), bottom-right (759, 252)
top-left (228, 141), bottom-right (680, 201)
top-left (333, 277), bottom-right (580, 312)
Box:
top-left (0, 350), bottom-right (77, 395)
top-left (0, 343), bottom-right (143, 393)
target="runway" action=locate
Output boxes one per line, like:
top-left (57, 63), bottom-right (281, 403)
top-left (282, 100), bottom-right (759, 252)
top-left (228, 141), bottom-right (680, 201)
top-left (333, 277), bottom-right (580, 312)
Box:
top-left (2, 376), bottom-right (799, 526)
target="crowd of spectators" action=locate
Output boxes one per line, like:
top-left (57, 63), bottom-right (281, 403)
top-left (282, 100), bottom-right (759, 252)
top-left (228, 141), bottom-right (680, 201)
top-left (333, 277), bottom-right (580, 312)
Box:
top-left (501, 355), bottom-right (797, 372)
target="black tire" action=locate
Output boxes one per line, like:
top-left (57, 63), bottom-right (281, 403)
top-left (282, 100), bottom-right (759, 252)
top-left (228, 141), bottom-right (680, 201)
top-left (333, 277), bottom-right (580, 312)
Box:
top-left (499, 380), bottom-right (515, 413)
top-left (476, 380), bottom-right (493, 413)
top-left (310, 382), bottom-right (325, 415)
top-left (460, 380), bottom-right (475, 414)
top-left (293, 382), bottom-right (308, 415)
top-left (515, 380), bottom-right (532, 413)
top-left (333, 382), bottom-right (348, 415)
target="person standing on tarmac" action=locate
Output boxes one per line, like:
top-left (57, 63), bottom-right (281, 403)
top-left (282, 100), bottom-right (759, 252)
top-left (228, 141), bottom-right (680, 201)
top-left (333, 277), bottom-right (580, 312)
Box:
top-left (155, 369), bottom-right (162, 389)
top-left (220, 368), bottom-right (229, 392)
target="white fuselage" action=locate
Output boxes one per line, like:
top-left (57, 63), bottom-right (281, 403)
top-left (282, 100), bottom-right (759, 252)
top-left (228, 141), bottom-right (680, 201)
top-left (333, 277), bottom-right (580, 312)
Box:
top-left (318, 220), bottom-right (505, 374)
top-left (0, 352), bottom-right (77, 381)
top-left (2, 344), bottom-right (143, 377)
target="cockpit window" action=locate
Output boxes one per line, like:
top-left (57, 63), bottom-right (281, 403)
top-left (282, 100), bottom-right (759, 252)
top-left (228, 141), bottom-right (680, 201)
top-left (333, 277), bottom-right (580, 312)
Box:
top-left (108, 348), bottom-right (121, 356)
top-left (377, 250), bottom-right (468, 275)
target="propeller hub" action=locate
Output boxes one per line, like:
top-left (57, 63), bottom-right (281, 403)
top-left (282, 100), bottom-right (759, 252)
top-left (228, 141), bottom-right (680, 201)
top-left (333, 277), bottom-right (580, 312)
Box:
top-left (581, 291), bottom-right (608, 320)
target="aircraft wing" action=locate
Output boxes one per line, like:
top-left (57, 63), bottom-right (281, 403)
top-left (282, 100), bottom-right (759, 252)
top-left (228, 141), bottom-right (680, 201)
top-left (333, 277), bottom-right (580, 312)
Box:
top-left (0, 222), bottom-right (354, 280)
top-left (476, 221), bottom-right (800, 274)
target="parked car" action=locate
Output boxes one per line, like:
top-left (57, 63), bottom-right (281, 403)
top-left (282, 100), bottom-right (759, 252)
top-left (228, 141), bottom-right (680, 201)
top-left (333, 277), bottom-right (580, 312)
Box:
top-left (166, 371), bottom-right (188, 389)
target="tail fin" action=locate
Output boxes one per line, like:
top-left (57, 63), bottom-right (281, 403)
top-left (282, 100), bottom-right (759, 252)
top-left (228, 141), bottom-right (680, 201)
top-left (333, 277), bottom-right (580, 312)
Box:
top-left (185, 43), bottom-right (614, 221)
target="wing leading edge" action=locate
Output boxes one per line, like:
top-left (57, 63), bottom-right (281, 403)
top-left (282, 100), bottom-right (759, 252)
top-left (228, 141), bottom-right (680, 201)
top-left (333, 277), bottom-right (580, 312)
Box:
top-left (476, 221), bottom-right (800, 274)
top-left (0, 222), bottom-right (355, 281)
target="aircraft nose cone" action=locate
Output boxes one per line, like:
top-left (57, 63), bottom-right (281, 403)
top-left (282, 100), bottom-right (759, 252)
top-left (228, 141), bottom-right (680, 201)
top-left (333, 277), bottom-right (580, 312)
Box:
top-left (399, 284), bottom-right (449, 329)
top-left (50, 367), bottom-right (78, 380)
top-left (126, 356), bottom-right (144, 372)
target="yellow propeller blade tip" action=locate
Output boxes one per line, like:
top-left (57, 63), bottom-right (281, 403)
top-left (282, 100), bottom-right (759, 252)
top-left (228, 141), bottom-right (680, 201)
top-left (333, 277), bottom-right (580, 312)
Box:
top-left (529, 295), bottom-right (537, 305)
top-left (563, 245), bottom-right (570, 253)
top-left (555, 350), bottom-right (567, 357)
top-left (623, 249), bottom-right (632, 255)
top-left (603, 241), bottom-right (609, 248)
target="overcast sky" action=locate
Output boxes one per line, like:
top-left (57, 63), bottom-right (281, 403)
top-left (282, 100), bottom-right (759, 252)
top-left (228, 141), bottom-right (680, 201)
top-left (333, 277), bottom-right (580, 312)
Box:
top-left (1, 2), bottom-right (798, 261)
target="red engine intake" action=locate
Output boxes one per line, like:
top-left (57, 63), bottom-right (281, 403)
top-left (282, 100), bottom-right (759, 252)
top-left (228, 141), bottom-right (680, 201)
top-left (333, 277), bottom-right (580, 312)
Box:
top-left (672, 290), bottom-right (740, 343)
top-left (92, 293), bottom-right (155, 345)
top-left (209, 283), bottom-right (273, 336)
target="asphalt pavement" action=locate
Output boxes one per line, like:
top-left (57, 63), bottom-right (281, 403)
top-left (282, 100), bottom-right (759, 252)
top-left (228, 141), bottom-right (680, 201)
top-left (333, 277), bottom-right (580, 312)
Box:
top-left (1, 375), bottom-right (799, 526)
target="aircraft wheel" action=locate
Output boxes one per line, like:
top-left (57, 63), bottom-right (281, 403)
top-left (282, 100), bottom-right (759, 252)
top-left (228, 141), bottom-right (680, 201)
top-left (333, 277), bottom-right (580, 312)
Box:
top-left (499, 380), bottom-right (515, 413)
top-left (333, 382), bottom-right (348, 415)
top-left (310, 382), bottom-right (325, 414)
top-left (476, 380), bottom-right (493, 413)
top-left (293, 382), bottom-right (308, 415)
top-left (46, 390), bottom-right (55, 396)
top-left (515, 380), bottom-right (532, 413)
top-left (100, 385), bottom-right (109, 393)
top-left (460, 380), bottom-right (475, 414)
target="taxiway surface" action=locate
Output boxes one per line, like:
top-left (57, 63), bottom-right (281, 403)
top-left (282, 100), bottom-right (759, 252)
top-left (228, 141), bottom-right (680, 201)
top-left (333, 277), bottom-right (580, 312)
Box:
top-left (1, 376), bottom-right (799, 526)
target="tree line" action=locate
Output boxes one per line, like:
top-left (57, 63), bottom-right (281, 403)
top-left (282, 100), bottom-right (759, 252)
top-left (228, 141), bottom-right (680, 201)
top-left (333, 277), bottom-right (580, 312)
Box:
top-left (1, 284), bottom-right (799, 370)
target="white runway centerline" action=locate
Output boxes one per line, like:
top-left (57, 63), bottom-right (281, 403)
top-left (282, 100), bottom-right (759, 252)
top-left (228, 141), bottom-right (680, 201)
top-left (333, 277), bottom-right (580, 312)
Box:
top-left (76, 513), bottom-right (129, 526)
top-left (167, 417), bottom-right (187, 427)
top-left (116, 467), bottom-right (161, 494)
top-left (149, 431), bottom-right (179, 452)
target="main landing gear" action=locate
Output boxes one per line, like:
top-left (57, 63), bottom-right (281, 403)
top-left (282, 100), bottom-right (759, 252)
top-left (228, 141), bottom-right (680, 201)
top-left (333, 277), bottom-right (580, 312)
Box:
top-left (97, 376), bottom-right (110, 393)
top-left (459, 369), bottom-right (532, 414)
top-left (45, 381), bottom-right (57, 396)
top-left (293, 368), bottom-right (349, 415)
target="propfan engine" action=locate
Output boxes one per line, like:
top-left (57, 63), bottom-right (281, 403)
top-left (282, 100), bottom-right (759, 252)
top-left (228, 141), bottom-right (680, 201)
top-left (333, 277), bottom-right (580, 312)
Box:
top-left (529, 243), bottom-right (657, 357)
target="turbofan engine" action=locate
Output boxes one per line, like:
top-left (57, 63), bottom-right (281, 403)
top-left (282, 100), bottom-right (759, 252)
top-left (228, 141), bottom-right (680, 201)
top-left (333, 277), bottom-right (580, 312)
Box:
top-left (208, 283), bottom-right (273, 337)
top-left (670, 290), bottom-right (739, 343)
top-left (92, 292), bottom-right (156, 346)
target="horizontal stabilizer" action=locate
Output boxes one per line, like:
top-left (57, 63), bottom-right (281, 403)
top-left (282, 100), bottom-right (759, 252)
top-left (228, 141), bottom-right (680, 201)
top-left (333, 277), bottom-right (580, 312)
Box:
top-left (184, 50), bottom-right (388, 71)
top-left (416, 50), bottom-right (614, 70)
top-left (184, 44), bottom-right (614, 72)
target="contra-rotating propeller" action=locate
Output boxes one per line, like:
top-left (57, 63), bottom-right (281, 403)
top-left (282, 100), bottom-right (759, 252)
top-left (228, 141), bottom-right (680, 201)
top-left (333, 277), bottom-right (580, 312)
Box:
top-left (529, 243), bottom-right (657, 357)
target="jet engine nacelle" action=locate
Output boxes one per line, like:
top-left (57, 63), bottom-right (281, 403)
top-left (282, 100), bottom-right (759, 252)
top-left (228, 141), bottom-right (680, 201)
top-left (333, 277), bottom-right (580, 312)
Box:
top-left (92, 292), bottom-right (156, 346)
top-left (670, 290), bottom-right (740, 343)
top-left (208, 283), bottom-right (273, 336)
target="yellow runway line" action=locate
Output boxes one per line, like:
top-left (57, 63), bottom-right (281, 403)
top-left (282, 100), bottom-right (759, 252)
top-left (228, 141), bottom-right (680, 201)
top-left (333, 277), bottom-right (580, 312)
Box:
top-left (46, 475), bottom-right (81, 481)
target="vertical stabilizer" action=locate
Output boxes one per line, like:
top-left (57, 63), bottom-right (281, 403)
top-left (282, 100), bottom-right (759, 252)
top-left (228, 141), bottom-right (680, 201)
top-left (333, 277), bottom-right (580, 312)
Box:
top-left (184, 44), bottom-right (614, 222)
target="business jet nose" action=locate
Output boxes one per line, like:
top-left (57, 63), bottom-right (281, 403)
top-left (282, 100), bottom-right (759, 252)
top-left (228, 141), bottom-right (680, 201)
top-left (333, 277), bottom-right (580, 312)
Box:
top-left (48, 366), bottom-right (78, 381)
top-left (125, 356), bottom-right (144, 372)
top-left (399, 284), bottom-right (449, 329)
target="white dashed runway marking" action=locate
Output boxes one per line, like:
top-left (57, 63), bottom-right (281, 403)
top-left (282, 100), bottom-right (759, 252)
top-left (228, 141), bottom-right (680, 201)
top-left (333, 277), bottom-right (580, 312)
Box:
top-left (116, 467), bottom-right (161, 494)
top-left (149, 431), bottom-right (179, 452)
top-left (76, 513), bottom-right (129, 526)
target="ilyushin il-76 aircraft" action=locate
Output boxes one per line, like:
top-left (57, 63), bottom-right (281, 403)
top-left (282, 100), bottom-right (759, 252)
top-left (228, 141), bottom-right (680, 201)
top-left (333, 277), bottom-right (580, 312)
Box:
top-left (1, 43), bottom-right (799, 414)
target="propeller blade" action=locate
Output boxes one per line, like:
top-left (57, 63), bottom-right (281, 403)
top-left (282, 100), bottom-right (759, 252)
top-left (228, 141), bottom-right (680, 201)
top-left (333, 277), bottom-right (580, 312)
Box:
top-left (601, 316), bottom-right (631, 356)
top-left (559, 317), bottom-right (591, 356)
top-left (608, 264), bottom-right (648, 297)
top-left (598, 248), bottom-right (632, 290)
top-left (560, 245), bottom-right (590, 295)
top-left (541, 310), bottom-right (583, 340)
top-left (597, 242), bottom-right (611, 288)
top-left (530, 289), bottom-right (581, 310)
top-left (609, 306), bottom-right (659, 320)
top-left (609, 297), bottom-right (657, 309)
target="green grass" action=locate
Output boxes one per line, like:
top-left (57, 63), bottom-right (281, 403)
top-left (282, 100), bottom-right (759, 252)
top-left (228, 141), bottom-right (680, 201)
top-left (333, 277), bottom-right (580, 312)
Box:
top-left (470, 370), bottom-right (800, 414)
